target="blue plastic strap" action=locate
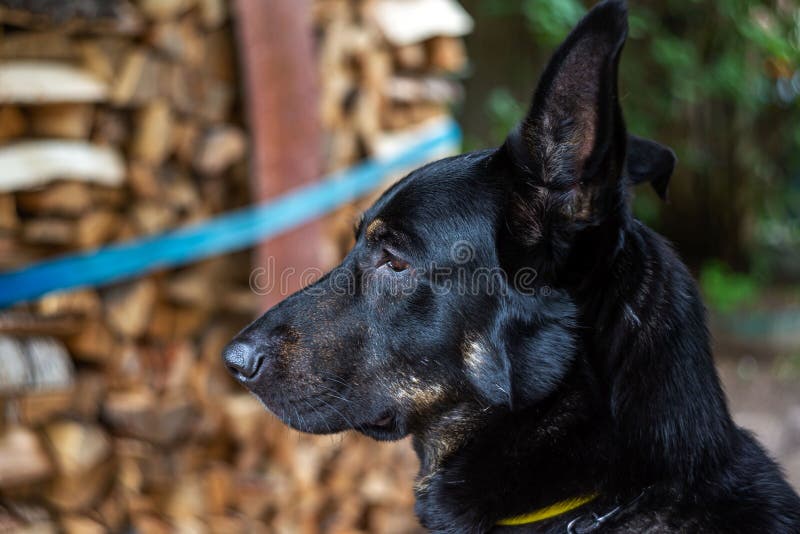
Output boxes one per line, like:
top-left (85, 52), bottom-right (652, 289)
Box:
top-left (0, 120), bottom-right (461, 308)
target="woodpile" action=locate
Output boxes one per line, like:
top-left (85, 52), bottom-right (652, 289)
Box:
top-left (0, 0), bottom-right (470, 532)
top-left (317, 0), bottom-right (471, 259)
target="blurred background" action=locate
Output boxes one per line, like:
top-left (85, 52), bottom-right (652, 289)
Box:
top-left (0, 0), bottom-right (797, 532)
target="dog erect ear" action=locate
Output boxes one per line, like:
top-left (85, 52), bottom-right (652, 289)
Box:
top-left (626, 134), bottom-right (676, 200)
top-left (506, 0), bottom-right (629, 222)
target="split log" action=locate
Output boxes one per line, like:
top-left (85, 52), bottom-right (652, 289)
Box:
top-left (0, 106), bottom-right (27, 142)
top-left (168, 66), bottom-right (233, 122)
top-left (394, 43), bottom-right (428, 71)
top-left (21, 210), bottom-right (118, 248)
top-left (385, 76), bottom-right (463, 104)
top-left (76, 209), bottom-right (119, 248)
top-left (381, 101), bottom-right (449, 131)
top-left (65, 321), bottom-right (115, 364)
top-left (103, 390), bottom-right (199, 445)
top-left (131, 514), bottom-right (172, 534)
top-left (43, 421), bottom-right (112, 478)
top-left (198, 0), bottom-right (227, 29)
top-left (42, 421), bottom-right (115, 512)
top-left (0, 426), bottom-right (53, 488)
top-left (127, 162), bottom-right (159, 199)
top-left (159, 168), bottom-right (200, 213)
top-left (22, 217), bottom-right (74, 246)
top-left (18, 390), bottom-right (74, 425)
top-left (147, 18), bottom-right (205, 65)
top-left (103, 278), bottom-right (157, 339)
top-left (428, 35), bottom-right (468, 73)
top-left (61, 516), bottom-right (105, 534)
top-left (371, 0), bottom-right (474, 46)
top-left (323, 128), bottom-right (360, 172)
top-left (37, 289), bottom-right (102, 317)
top-left (78, 38), bottom-right (132, 84)
top-left (0, 31), bottom-right (77, 61)
top-left (192, 126), bottom-right (247, 175)
top-left (203, 465), bottom-right (232, 515)
top-left (130, 200), bottom-right (178, 235)
top-left (0, 141), bottom-right (125, 192)
top-left (69, 372), bottom-right (107, 421)
top-left (30, 104), bottom-right (94, 139)
top-left (146, 303), bottom-right (209, 341)
top-left (204, 28), bottom-right (237, 83)
top-left (0, 193), bottom-right (18, 231)
top-left (164, 263), bottom-right (219, 306)
top-left (136, 0), bottom-right (194, 21)
top-left (0, 336), bottom-right (74, 396)
top-left (0, 312), bottom-right (83, 337)
top-left (132, 100), bottom-right (173, 166)
top-left (0, 62), bottom-right (108, 103)
top-left (95, 487), bottom-right (127, 532)
top-left (16, 182), bottom-right (95, 216)
top-left (171, 118), bottom-right (200, 165)
top-left (91, 108), bottom-right (129, 145)
top-left (110, 49), bottom-right (167, 105)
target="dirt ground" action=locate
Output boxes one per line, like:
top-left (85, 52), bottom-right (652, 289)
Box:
top-left (715, 337), bottom-right (800, 491)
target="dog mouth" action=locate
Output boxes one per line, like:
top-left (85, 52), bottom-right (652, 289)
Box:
top-left (358, 410), bottom-right (403, 440)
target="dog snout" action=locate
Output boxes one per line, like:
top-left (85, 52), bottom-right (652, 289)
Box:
top-left (223, 326), bottom-right (289, 382)
top-left (222, 337), bottom-right (265, 382)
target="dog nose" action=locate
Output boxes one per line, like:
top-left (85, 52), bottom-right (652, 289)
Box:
top-left (222, 339), bottom-right (265, 381)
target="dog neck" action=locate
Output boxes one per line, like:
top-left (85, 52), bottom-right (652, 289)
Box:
top-left (570, 219), bottom-right (737, 492)
top-left (410, 364), bottom-right (615, 532)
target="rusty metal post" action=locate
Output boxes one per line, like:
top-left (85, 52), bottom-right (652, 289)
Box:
top-left (233, 0), bottom-right (324, 311)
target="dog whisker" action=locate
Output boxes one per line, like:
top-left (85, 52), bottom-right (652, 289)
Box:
top-left (301, 398), bottom-right (333, 434)
top-left (314, 394), bottom-right (358, 430)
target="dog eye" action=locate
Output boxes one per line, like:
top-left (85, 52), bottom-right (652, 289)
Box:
top-left (387, 259), bottom-right (409, 272)
top-left (380, 251), bottom-right (409, 273)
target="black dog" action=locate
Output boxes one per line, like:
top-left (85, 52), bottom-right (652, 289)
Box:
top-left (224, 1), bottom-right (800, 531)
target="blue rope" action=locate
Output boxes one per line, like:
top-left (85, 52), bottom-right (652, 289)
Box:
top-left (0, 120), bottom-right (461, 308)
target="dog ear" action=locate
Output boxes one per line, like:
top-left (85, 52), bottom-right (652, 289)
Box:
top-left (465, 296), bottom-right (576, 409)
top-left (463, 333), bottom-right (513, 407)
top-left (504, 297), bottom-right (577, 408)
top-left (505, 0), bottom-right (629, 226)
top-left (626, 134), bottom-right (676, 200)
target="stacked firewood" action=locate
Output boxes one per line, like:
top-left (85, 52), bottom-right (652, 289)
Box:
top-left (0, 0), bottom-right (470, 532)
top-left (317, 0), bottom-right (472, 258)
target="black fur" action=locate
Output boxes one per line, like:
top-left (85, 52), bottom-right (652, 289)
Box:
top-left (224, 1), bottom-right (800, 532)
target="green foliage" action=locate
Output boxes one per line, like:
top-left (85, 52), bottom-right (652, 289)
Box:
top-left (472, 0), bottom-right (800, 274)
top-left (520, 0), bottom-right (586, 45)
top-left (630, 189), bottom-right (661, 226)
top-left (485, 88), bottom-right (524, 144)
top-left (700, 260), bottom-right (761, 313)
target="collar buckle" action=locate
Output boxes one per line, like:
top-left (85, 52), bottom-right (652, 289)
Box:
top-left (566, 488), bottom-right (649, 534)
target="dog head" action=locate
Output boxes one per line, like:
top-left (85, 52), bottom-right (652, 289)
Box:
top-left (223, 0), bottom-right (674, 442)
top-left (223, 149), bottom-right (579, 441)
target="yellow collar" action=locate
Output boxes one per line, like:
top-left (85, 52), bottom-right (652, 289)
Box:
top-left (496, 493), bottom-right (598, 527)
